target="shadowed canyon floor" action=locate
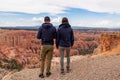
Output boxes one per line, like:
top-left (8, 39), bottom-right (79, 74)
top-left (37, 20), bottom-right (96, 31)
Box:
top-left (2, 54), bottom-right (120, 80)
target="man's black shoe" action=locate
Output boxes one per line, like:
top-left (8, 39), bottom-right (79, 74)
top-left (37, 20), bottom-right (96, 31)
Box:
top-left (46, 72), bottom-right (51, 77)
top-left (39, 74), bottom-right (44, 78)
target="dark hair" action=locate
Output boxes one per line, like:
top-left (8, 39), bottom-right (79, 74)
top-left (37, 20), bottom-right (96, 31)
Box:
top-left (62, 17), bottom-right (69, 23)
top-left (44, 16), bottom-right (50, 22)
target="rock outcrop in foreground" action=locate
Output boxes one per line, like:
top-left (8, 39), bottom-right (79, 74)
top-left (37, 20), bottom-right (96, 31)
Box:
top-left (100, 33), bottom-right (120, 52)
top-left (94, 32), bottom-right (120, 55)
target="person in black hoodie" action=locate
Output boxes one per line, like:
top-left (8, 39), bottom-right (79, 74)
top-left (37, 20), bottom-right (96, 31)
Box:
top-left (37, 16), bottom-right (56, 78)
top-left (56, 17), bottom-right (74, 74)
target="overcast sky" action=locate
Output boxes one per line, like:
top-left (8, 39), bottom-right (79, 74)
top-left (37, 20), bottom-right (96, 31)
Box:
top-left (0, 0), bottom-right (120, 28)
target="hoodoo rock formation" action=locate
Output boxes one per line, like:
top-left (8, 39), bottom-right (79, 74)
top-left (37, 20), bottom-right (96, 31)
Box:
top-left (94, 32), bottom-right (120, 55)
top-left (0, 29), bottom-right (101, 68)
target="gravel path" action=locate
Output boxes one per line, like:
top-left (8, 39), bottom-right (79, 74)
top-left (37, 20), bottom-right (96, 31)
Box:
top-left (2, 54), bottom-right (120, 80)
top-left (0, 68), bottom-right (9, 80)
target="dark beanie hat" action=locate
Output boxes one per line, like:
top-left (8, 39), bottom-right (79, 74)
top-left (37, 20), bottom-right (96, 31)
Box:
top-left (44, 16), bottom-right (50, 21)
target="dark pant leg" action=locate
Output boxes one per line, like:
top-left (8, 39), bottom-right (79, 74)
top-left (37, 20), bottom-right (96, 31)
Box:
top-left (66, 47), bottom-right (70, 68)
top-left (59, 47), bottom-right (65, 69)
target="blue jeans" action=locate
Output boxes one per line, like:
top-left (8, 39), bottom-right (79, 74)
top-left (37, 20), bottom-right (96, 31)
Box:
top-left (59, 46), bottom-right (70, 69)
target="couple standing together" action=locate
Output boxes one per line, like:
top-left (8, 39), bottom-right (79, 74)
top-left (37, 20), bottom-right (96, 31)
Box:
top-left (37, 16), bottom-right (74, 78)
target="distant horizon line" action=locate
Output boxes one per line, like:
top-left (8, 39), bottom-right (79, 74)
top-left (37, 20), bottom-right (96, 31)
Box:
top-left (0, 25), bottom-right (120, 29)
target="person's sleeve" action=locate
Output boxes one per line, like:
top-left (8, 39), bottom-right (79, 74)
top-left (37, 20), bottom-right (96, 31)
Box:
top-left (56, 29), bottom-right (60, 49)
top-left (71, 29), bottom-right (74, 47)
top-left (37, 27), bottom-right (42, 39)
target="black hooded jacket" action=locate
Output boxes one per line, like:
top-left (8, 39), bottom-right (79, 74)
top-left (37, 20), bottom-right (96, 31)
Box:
top-left (37, 23), bottom-right (56, 45)
top-left (56, 22), bottom-right (74, 48)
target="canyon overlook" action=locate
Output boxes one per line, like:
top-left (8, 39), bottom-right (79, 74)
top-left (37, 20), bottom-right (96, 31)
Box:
top-left (0, 29), bottom-right (120, 69)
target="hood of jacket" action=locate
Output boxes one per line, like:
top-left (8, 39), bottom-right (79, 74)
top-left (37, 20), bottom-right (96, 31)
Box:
top-left (42, 23), bottom-right (53, 29)
top-left (59, 22), bottom-right (71, 28)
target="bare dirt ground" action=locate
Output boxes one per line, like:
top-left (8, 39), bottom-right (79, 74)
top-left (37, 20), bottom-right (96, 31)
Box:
top-left (2, 54), bottom-right (120, 80)
top-left (0, 68), bottom-right (10, 80)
